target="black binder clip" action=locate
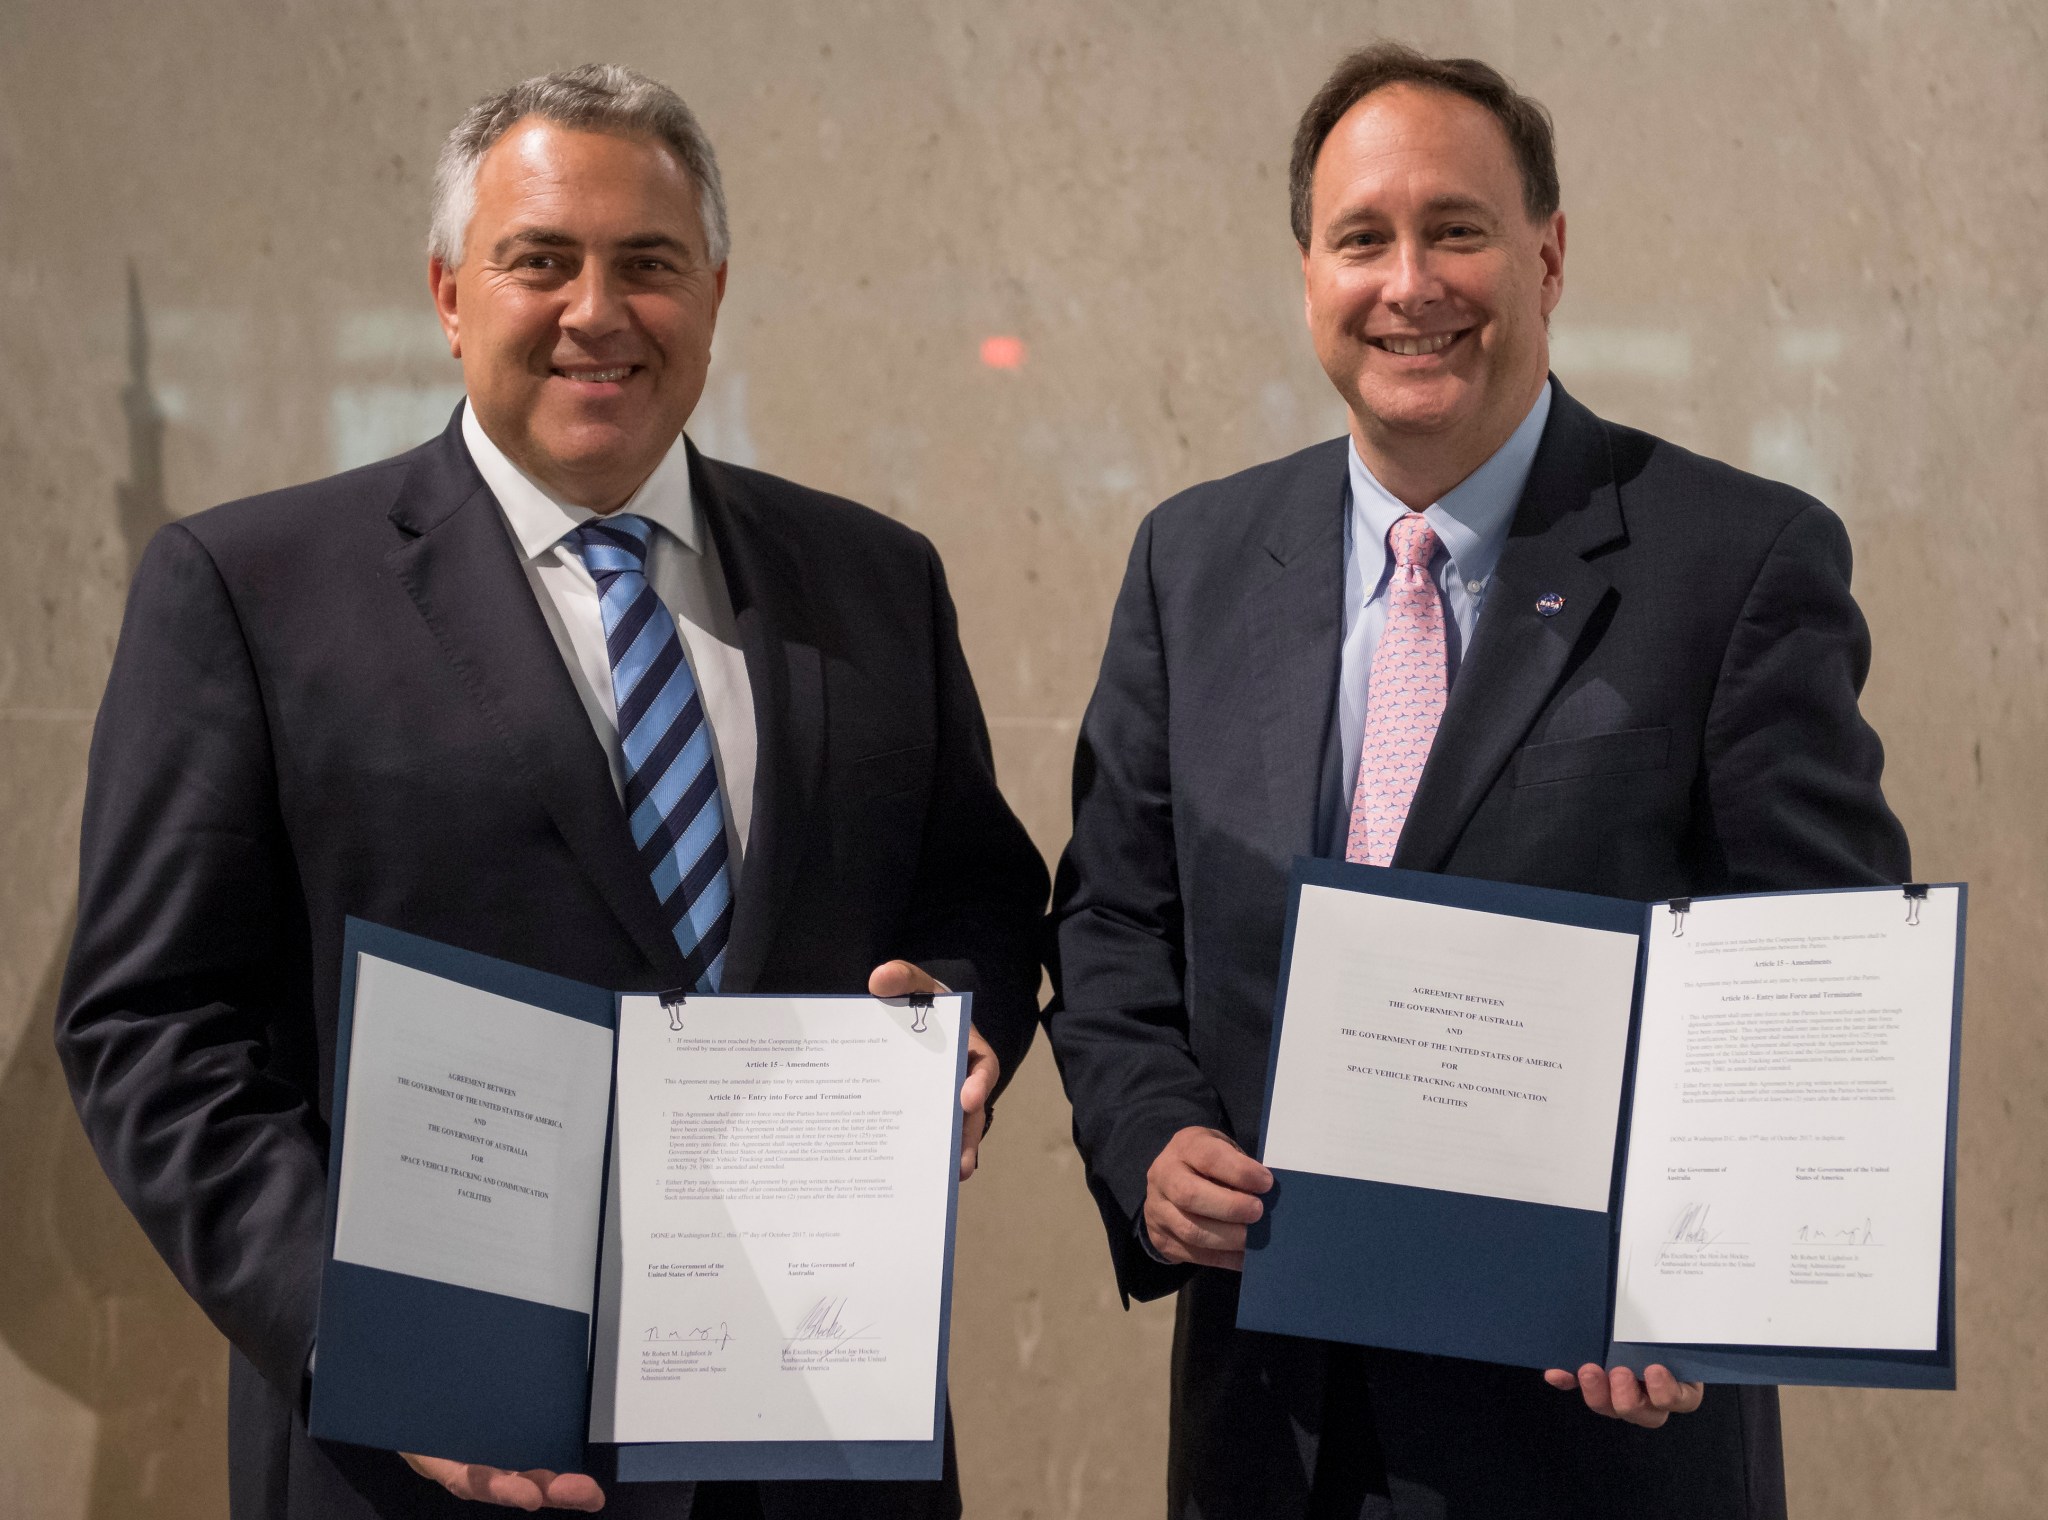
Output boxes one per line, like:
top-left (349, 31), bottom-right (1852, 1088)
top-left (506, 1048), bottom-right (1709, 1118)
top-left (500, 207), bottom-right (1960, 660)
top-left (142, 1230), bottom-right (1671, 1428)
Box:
top-left (1903, 884), bottom-right (1928, 927)
top-left (1668, 898), bottom-right (1692, 937)
top-left (906, 990), bottom-right (934, 1034)
top-left (659, 988), bottom-right (688, 1031)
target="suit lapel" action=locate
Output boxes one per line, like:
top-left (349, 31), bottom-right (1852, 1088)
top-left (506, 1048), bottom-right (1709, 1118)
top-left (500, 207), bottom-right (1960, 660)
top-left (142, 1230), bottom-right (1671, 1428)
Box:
top-left (1393, 384), bottom-right (1626, 872)
top-left (690, 447), bottom-right (824, 994)
top-left (1248, 442), bottom-right (1350, 861)
top-left (384, 419), bottom-right (687, 980)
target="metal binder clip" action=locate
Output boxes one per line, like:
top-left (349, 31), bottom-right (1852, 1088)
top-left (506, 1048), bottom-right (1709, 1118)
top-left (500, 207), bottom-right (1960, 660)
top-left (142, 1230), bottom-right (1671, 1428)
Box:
top-left (660, 988), bottom-right (688, 1030)
top-left (1903, 884), bottom-right (1928, 927)
top-left (906, 990), bottom-right (934, 1034)
top-left (1668, 898), bottom-right (1692, 937)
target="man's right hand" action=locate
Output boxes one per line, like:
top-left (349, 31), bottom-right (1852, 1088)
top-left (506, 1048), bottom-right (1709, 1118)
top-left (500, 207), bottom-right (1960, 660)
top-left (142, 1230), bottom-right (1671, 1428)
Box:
top-left (402, 1453), bottom-right (604, 1511)
top-left (1143, 1126), bottom-right (1274, 1270)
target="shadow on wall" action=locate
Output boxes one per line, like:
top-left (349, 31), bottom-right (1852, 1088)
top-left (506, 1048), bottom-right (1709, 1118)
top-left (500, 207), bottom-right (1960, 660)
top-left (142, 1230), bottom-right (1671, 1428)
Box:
top-left (0, 267), bottom-right (230, 1518)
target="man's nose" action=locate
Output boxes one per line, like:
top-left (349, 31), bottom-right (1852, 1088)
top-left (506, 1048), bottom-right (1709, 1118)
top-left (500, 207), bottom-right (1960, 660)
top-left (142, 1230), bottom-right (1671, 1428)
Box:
top-left (1380, 238), bottom-right (1444, 313)
top-left (560, 263), bottom-right (630, 340)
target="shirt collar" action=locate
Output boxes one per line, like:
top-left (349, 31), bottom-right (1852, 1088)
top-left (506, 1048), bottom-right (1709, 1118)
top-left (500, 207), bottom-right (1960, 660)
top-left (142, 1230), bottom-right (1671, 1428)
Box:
top-left (1347, 379), bottom-right (1553, 585)
top-left (460, 400), bottom-right (702, 563)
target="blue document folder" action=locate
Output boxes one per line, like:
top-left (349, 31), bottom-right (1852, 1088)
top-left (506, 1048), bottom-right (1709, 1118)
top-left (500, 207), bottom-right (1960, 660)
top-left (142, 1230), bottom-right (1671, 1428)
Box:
top-left (1236, 861), bottom-right (1964, 1391)
top-left (308, 918), bottom-right (964, 1480)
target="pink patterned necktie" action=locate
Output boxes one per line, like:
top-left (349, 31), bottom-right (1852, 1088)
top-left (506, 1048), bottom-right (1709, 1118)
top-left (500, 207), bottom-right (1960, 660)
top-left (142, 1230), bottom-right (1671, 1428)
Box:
top-left (1346, 514), bottom-right (1447, 866)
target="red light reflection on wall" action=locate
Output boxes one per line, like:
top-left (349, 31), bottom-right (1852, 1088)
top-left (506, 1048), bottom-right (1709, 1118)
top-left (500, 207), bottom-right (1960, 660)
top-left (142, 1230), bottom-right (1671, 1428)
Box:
top-left (979, 335), bottom-right (1027, 370)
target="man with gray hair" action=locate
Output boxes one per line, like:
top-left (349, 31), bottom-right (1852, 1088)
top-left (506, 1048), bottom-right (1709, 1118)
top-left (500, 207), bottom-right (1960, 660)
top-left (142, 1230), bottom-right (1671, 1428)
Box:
top-left (57, 64), bottom-right (1045, 1520)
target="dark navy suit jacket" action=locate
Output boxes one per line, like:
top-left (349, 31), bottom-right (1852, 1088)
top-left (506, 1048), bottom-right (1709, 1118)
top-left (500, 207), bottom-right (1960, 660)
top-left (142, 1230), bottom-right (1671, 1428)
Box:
top-left (56, 413), bottom-right (1048, 1520)
top-left (1048, 381), bottom-right (1910, 1519)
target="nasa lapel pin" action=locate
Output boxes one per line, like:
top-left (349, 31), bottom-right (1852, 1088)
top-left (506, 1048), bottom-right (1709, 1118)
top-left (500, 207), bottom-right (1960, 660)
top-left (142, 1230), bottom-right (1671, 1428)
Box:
top-left (1535, 591), bottom-right (1566, 618)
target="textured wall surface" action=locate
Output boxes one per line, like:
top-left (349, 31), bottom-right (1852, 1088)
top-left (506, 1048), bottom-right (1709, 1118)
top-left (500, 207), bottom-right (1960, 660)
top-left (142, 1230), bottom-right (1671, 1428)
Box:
top-left (2, 2), bottom-right (2043, 1516)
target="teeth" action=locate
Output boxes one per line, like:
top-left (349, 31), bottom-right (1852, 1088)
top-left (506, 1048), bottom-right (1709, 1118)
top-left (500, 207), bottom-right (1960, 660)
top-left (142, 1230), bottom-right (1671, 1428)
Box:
top-left (559, 367), bottom-right (632, 382)
top-left (1376, 333), bottom-right (1458, 356)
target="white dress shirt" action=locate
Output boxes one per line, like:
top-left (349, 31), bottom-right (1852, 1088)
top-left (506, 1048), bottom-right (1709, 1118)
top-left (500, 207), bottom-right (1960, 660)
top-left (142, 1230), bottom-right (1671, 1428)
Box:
top-left (1328, 381), bottom-right (1553, 853)
top-left (461, 403), bottom-right (757, 884)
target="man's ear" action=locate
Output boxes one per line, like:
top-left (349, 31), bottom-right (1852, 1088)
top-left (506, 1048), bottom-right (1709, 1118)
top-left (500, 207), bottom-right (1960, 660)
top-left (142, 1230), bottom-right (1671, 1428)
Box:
top-left (429, 255), bottom-right (461, 359)
top-left (1538, 211), bottom-right (1566, 319)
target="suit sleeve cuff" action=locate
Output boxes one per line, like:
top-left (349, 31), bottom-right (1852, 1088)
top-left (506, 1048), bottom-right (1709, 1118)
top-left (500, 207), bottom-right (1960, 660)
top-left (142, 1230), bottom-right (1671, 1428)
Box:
top-left (1134, 1212), bottom-right (1173, 1264)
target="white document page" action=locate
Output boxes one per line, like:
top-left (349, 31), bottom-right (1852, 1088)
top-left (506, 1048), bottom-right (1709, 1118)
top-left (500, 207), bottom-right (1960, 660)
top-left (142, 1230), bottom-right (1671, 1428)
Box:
top-left (331, 954), bottom-right (615, 1312)
top-left (1611, 889), bottom-right (1959, 1349)
top-left (588, 994), bottom-right (963, 1444)
top-left (1263, 885), bottom-right (1642, 1212)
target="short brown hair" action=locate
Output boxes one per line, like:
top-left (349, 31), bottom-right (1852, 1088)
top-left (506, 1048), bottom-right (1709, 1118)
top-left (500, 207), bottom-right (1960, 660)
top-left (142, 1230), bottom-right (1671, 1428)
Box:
top-left (1289, 41), bottom-right (1559, 249)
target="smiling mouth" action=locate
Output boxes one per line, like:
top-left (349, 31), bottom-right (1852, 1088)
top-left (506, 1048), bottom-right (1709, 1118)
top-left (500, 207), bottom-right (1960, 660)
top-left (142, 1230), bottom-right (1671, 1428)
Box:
top-left (1370, 331), bottom-right (1466, 357)
top-left (552, 365), bottom-right (638, 383)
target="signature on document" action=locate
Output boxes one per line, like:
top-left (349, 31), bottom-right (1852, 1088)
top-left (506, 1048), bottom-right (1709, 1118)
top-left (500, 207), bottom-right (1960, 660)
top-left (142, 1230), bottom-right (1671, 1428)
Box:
top-left (642, 1322), bottom-right (736, 1351)
top-left (1665, 1202), bottom-right (1720, 1246)
top-left (1794, 1218), bottom-right (1876, 1246)
top-left (782, 1296), bottom-right (880, 1364)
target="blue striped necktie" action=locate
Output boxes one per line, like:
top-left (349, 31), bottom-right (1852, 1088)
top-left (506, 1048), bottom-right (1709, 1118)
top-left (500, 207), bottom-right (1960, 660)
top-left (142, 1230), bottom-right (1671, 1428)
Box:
top-left (566, 514), bottom-right (732, 992)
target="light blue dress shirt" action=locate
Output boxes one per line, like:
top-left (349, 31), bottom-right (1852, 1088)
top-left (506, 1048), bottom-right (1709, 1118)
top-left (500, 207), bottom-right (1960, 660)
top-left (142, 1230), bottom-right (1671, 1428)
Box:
top-left (1327, 381), bottom-right (1554, 854)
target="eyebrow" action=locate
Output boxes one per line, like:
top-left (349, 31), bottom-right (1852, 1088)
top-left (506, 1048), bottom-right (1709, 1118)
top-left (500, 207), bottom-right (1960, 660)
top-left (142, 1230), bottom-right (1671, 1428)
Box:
top-left (1420, 194), bottom-right (1496, 218)
top-left (491, 228), bottom-right (577, 259)
top-left (489, 228), bottom-right (694, 260)
top-left (616, 233), bottom-right (690, 253)
top-left (1327, 193), bottom-right (1499, 233)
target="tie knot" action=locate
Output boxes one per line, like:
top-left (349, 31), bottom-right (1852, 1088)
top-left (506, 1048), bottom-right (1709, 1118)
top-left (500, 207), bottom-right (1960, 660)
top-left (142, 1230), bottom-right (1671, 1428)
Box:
top-left (567, 514), bottom-right (654, 579)
top-left (1388, 513), bottom-right (1439, 571)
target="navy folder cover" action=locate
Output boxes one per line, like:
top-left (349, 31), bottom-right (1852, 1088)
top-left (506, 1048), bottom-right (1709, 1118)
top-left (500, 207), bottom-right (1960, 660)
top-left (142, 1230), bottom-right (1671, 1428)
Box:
top-left (309, 918), bottom-right (961, 1480)
top-left (1236, 862), bottom-right (1964, 1392)
top-left (310, 919), bottom-right (612, 1473)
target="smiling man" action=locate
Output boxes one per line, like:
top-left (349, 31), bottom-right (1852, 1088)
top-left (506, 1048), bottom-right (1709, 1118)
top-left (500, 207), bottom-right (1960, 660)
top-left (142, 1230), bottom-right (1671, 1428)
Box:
top-left (1047, 41), bottom-right (1908, 1519)
top-left (58, 65), bottom-right (1045, 1520)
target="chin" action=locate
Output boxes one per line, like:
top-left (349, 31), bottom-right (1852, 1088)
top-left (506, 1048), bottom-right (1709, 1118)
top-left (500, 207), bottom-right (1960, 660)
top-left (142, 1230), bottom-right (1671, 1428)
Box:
top-left (1356, 387), bottom-right (1471, 438)
top-left (538, 419), bottom-right (647, 463)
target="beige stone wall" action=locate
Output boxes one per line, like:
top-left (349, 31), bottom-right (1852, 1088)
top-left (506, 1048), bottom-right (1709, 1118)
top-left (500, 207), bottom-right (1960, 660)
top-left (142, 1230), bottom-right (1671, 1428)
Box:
top-left (2, 2), bottom-right (2042, 1515)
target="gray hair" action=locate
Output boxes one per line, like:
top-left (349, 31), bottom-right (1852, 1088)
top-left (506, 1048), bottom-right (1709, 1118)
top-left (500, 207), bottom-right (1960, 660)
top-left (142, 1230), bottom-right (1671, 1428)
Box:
top-left (428, 63), bottom-right (730, 268)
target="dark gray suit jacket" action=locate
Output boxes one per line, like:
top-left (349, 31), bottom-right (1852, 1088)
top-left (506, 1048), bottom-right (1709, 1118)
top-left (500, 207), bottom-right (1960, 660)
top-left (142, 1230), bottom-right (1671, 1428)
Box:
top-left (56, 413), bottom-right (1048, 1520)
top-left (1048, 381), bottom-right (1909, 1519)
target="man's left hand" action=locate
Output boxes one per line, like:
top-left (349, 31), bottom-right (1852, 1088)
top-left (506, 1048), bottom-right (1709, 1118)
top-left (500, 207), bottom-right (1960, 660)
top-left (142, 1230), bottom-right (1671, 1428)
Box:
top-left (1543, 1363), bottom-right (1704, 1429)
top-left (868, 960), bottom-right (997, 1181)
